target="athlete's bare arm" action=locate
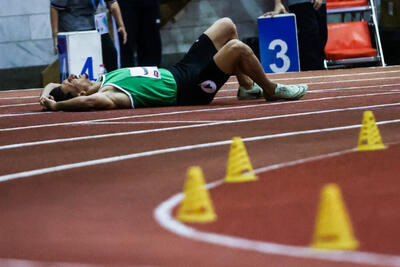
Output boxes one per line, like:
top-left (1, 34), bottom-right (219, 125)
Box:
top-left (40, 83), bottom-right (60, 100)
top-left (41, 86), bottom-right (131, 111)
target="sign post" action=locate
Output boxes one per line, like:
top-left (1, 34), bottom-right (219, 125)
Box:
top-left (257, 14), bottom-right (300, 73)
top-left (57, 30), bottom-right (103, 82)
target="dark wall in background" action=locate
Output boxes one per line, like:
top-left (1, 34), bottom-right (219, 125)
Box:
top-left (0, 66), bottom-right (46, 91)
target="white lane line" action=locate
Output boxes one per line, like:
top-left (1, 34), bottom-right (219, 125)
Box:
top-left (270, 68), bottom-right (400, 81)
top-left (0, 67), bottom-right (398, 101)
top-left (221, 83), bottom-right (400, 93)
top-left (223, 68), bottom-right (400, 84)
top-left (215, 86), bottom-right (399, 100)
top-left (309, 83), bottom-right (400, 93)
top-left (0, 112), bottom-right (52, 118)
top-left (1, 78), bottom-right (399, 118)
top-left (0, 72), bottom-right (398, 115)
top-left (0, 118), bottom-right (399, 183)
top-left (2, 90), bottom-right (400, 132)
top-left (0, 258), bottom-right (102, 267)
top-left (225, 76), bottom-right (400, 87)
top-left (215, 84), bottom-right (400, 100)
top-left (0, 88), bottom-right (40, 93)
top-left (153, 148), bottom-right (400, 267)
top-left (0, 102), bottom-right (37, 108)
top-left (86, 120), bottom-right (234, 125)
top-left (309, 76), bottom-right (400, 85)
top-left (0, 96), bottom-right (38, 100)
top-left (1, 102), bottom-right (399, 151)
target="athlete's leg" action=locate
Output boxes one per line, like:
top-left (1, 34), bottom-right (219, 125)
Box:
top-left (204, 18), bottom-right (254, 91)
top-left (213, 39), bottom-right (276, 98)
top-left (204, 17), bottom-right (238, 50)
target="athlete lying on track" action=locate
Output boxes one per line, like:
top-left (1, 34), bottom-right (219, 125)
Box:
top-left (40, 17), bottom-right (307, 111)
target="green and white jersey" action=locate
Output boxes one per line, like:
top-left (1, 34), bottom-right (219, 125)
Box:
top-left (100, 67), bottom-right (177, 108)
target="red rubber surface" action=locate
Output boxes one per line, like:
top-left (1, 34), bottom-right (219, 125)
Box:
top-left (0, 67), bottom-right (399, 266)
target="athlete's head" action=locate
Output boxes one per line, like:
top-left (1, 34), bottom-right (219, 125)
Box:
top-left (51, 74), bottom-right (91, 101)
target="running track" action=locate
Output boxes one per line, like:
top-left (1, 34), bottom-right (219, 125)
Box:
top-left (0, 66), bottom-right (399, 266)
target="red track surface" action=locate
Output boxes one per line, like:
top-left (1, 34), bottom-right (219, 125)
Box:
top-left (0, 66), bottom-right (399, 266)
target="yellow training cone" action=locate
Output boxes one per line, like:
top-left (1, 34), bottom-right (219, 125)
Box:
top-left (311, 184), bottom-right (359, 250)
top-left (357, 110), bottom-right (387, 151)
top-left (176, 166), bottom-right (217, 223)
top-left (224, 137), bottom-right (257, 183)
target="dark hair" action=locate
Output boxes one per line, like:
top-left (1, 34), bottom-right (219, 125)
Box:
top-left (50, 86), bottom-right (74, 102)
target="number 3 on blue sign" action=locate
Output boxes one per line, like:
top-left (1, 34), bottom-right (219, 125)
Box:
top-left (268, 39), bottom-right (290, 73)
top-left (257, 14), bottom-right (300, 73)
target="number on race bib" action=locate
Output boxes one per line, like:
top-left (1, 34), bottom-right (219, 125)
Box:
top-left (268, 39), bottom-right (291, 73)
top-left (129, 67), bottom-right (161, 79)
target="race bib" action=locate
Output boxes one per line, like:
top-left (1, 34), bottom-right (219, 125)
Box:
top-left (129, 67), bottom-right (161, 79)
top-left (94, 12), bottom-right (109, 35)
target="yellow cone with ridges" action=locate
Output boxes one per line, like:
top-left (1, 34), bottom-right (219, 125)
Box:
top-left (176, 166), bottom-right (217, 223)
top-left (357, 110), bottom-right (387, 151)
top-left (224, 137), bottom-right (257, 183)
top-left (311, 184), bottom-right (359, 250)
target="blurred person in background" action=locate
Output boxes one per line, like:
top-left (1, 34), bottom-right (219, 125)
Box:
top-left (265, 0), bottom-right (327, 70)
top-left (50, 0), bottom-right (128, 72)
top-left (117, 0), bottom-right (162, 67)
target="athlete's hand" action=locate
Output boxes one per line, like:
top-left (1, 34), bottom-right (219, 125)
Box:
top-left (40, 96), bottom-right (57, 111)
top-left (39, 94), bottom-right (54, 102)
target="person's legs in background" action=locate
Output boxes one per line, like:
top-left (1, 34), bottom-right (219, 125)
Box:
top-left (136, 4), bottom-right (162, 66)
top-left (101, 33), bottom-right (118, 72)
top-left (316, 4), bottom-right (328, 60)
top-left (289, 3), bottom-right (326, 70)
top-left (118, 5), bottom-right (137, 67)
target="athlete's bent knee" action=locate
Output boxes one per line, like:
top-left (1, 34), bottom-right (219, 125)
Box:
top-left (216, 17), bottom-right (237, 38)
top-left (226, 39), bottom-right (253, 57)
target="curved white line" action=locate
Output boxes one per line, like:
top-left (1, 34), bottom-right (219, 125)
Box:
top-left (154, 149), bottom-right (400, 266)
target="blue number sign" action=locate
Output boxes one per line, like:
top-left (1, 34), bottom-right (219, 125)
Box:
top-left (257, 14), bottom-right (300, 73)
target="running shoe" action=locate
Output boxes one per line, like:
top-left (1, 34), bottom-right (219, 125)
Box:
top-left (237, 83), bottom-right (264, 100)
top-left (265, 83), bottom-right (308, 101)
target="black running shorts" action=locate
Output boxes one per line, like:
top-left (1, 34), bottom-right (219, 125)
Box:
top-left (168, 34), bottom-right (230, 105)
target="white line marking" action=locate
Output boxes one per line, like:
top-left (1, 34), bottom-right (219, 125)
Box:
top-left (0, 88), bottom-right (40, 93)
top-left (1, 102), bottom-right (400, 151)
top-left (1, 74), bottom-right (399, 118)
top-left (223, 68), bottom-right (400, 84)
top-left (309, 83), bottom-right (400, 93)
top-left (216, 84), bottom-right (400, 99)
top-left (153, 148), bottom-right (400, 267)
top-left (0, 96), bottom-right (38, 100)
top-left (0, 112), bottom-right (52, 118)
top-left (0, 102), bottom-right (37, 108)
top-left (86, 120), bottom-right (232, 125)
top-left (225, 76), bottom-right (400, 87)
top-left (309, 76), bottom-right (400, 85)
top-left (2, 91), bottom-right (400, 132)
top-left (0, 258), bottom-right (102, 267)
top-left (0, 118), bottom-right (399, 182)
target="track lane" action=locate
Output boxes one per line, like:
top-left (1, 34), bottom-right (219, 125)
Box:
top-left (0, 66), bottom-right (399, 266)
